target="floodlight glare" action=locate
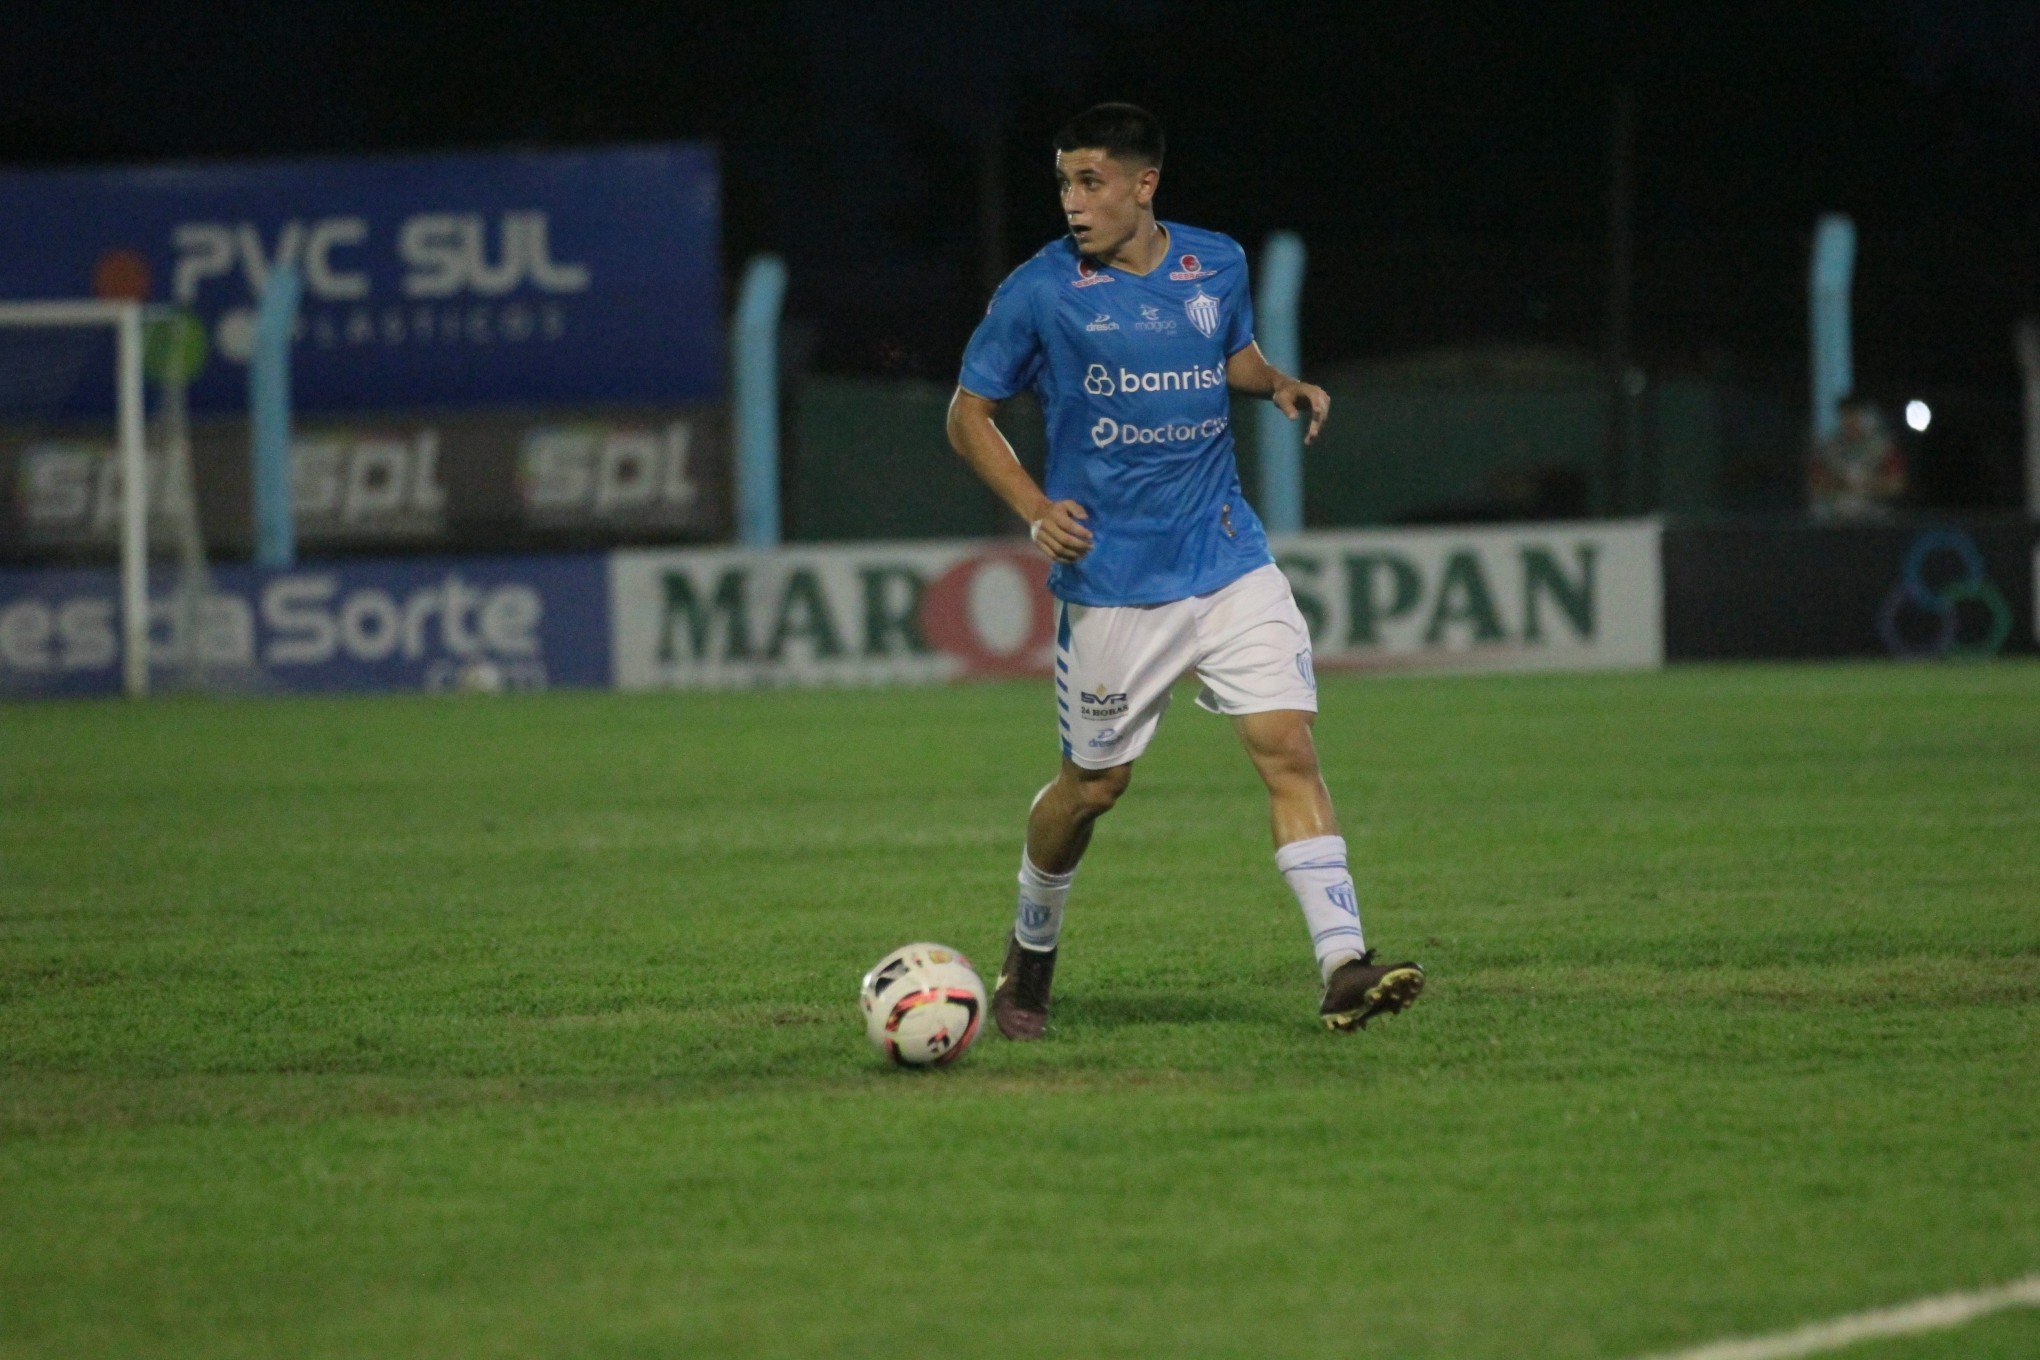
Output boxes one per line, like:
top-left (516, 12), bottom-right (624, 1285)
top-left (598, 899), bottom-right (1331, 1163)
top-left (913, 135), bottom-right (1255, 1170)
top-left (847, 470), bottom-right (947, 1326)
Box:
top-left (1905, 400), bottom-right (1931, 432)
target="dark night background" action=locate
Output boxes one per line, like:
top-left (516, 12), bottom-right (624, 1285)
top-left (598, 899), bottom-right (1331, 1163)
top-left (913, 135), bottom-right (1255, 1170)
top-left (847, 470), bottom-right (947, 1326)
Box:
top-left (4, 0), bottom-right (2037, 507)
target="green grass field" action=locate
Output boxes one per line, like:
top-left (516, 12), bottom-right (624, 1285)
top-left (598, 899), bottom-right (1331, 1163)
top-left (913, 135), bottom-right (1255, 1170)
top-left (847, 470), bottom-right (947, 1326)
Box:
top-left (4, 662), bottom-right (2037, 1359)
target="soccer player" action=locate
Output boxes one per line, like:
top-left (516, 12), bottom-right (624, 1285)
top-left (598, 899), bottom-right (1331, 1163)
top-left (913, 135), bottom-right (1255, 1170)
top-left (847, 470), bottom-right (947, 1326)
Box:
top-left (946, 104), bottom-right (1425, 1039)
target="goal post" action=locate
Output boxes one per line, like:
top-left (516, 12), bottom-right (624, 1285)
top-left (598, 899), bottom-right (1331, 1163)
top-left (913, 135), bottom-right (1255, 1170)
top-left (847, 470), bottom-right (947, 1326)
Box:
top-left (0, 299), bottom-right (149, 695)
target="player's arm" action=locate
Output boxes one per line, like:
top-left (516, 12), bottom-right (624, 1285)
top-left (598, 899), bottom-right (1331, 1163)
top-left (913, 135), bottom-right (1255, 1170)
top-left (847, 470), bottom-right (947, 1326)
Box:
top-left (1226, 342), bottom-right (1331, 445)
top-left (946, 388), bottom-right (1093, 563)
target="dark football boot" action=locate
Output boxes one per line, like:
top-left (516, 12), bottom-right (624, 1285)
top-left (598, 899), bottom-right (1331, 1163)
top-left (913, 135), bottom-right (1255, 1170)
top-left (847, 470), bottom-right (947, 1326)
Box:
top-left (992, 932), bottom-right (1057, 1040)
top-left (1319, 949), bottom-right (1425, 1033)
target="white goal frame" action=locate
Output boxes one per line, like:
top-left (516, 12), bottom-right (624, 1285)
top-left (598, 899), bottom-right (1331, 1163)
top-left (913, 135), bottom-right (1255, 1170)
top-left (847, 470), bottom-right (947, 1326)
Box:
top-left (0, 299), bottom-right (149, 695)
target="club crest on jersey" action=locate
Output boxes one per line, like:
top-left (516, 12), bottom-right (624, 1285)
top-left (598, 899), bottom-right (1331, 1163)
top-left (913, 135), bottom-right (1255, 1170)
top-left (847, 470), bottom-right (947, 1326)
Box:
top-left (1185, 288), bottom-right (1220, 339)
top-left (1072, 257), bottom-right (1112, 288)
top-left (1168, 252), bottom-right (1214, 281)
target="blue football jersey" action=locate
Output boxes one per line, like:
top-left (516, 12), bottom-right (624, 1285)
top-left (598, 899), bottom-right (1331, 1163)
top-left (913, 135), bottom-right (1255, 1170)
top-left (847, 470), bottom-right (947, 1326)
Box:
top-left (959, 222), bottom-right (1274, 607)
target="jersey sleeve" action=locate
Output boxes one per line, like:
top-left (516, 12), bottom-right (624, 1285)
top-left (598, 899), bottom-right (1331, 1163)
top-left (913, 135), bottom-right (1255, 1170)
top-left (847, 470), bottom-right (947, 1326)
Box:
top-left (1224, 239), bottom-right (1256, 356)
top-left (959, 269), bottom-right (1044, 400)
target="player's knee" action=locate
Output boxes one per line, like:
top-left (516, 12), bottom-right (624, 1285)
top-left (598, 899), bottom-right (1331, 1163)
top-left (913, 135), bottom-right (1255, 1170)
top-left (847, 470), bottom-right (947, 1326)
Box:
top-left (1067, 762), bottom-right (1132, 818)
top-left (1251, 725), bottom-right (1320, 788)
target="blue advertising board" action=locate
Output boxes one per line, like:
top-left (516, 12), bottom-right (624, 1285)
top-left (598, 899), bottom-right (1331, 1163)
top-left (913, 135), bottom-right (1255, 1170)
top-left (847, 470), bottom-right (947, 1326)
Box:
top-left (0, 553), bottom-right (611, 697)
top-left (0, 146), bottom-right (720, 414)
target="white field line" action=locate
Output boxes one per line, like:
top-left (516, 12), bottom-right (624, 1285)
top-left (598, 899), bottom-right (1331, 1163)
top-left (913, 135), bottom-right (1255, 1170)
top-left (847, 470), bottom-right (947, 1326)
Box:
top-left (1630, 1274), bottom-right (2040, 1360)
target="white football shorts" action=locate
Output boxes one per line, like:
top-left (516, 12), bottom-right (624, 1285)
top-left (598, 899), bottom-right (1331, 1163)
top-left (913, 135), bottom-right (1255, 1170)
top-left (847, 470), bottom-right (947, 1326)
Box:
top-left (1055, 563), bottom-right (1318, 770)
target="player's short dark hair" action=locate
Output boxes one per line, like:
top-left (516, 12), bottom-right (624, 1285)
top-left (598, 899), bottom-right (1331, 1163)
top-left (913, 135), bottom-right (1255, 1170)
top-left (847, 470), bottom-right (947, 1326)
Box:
top-left (1054, 103), bottom-right (1165, 169)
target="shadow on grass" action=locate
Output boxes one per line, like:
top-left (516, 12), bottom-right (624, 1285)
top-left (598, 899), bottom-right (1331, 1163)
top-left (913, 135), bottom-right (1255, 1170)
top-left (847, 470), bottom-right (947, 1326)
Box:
top-left (1054, 990), bottom-right (1285, 1029)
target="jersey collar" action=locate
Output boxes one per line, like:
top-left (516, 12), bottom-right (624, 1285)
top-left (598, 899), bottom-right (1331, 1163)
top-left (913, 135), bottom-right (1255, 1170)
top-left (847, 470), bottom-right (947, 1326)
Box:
top-left (1081, 222), bottom-right (1172, 279)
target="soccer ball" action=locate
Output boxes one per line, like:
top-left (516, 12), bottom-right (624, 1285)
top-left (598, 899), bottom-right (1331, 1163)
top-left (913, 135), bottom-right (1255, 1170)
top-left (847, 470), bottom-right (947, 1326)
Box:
top-left (859, 942), bottom-right (988, 1068)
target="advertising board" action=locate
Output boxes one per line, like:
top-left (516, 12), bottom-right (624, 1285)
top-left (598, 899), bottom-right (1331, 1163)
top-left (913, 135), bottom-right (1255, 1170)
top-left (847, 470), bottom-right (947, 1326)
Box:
top-left (0, 145), bottom-right (721, 414)
top-left (1, 522), bottom-right (1674, 700)
top-left (609, 521), bottom-right (1664, 690)
top-left (1662, 519), bottom-right (2039, 660)
top-left (0, 553), bottom-right (610, 697)
top-left (1276, 521), bottom-right (1662, 674)
top-left (0, 405), bottom-right (729, 560)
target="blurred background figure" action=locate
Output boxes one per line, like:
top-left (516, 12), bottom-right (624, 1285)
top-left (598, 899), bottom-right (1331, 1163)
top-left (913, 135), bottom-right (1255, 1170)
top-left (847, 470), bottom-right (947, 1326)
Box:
top-left (1808, 397), bottom-right (1906, 521)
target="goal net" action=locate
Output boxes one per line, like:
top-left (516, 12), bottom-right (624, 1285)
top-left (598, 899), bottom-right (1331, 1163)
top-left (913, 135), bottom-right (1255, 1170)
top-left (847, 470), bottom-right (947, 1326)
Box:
top-left (0, 300), bottom-right (234, 696)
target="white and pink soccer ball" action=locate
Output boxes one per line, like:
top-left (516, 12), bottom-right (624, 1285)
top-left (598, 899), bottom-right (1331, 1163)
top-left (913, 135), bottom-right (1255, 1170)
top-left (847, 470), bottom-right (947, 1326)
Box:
top-left (859, 942), bottom-right (987, 1068)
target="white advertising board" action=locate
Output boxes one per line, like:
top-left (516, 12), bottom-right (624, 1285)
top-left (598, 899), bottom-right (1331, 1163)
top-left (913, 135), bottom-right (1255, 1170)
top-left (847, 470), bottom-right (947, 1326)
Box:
top-left (610, 520), bottom-right (1663, 690)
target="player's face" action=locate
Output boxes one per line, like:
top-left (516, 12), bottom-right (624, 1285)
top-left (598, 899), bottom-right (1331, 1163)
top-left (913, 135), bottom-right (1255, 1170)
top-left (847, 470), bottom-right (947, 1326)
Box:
top-left (1056, 148), bottom-right (1156, 260)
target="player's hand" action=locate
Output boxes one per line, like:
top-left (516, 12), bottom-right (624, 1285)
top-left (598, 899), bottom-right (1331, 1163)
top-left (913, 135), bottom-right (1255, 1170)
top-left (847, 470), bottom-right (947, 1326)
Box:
top-left (1028, 500), bottom-right (1093, 563)
top-left (1273, 380), bottom-right (1331, 445)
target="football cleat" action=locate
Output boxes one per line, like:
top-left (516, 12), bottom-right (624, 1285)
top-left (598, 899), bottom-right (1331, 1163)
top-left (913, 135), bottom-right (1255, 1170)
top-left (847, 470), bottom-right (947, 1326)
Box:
top-left (991, 932), bottom-right (1057, 1040)
top-left (1319, 949), bottom-right (1425, 1032)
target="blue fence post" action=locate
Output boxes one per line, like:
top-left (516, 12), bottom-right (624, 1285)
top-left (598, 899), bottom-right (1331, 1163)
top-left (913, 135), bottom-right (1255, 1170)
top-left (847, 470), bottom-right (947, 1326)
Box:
top-left (1254, 231), bottom-right (1307, 534)
top-left (1809, 214), bottom-right (1856, 445)
top-left (250, 262), bottom-right (301, 569)
top-left (734, 254), bottom-right (788, 548)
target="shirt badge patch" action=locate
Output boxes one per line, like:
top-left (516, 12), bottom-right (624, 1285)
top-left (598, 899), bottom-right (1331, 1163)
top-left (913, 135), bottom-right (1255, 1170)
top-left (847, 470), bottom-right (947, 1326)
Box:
top-left (1072, 257), bottom-right (1113, 288)
top-left (1133, 303), bottom-right (1177, 335)
top-left (1185, 288), bottom-right (1220, 338)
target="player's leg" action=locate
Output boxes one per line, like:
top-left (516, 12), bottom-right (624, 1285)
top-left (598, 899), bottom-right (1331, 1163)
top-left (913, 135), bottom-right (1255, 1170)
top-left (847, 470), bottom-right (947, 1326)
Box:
top-left (1026, 756), bottom-right (1132, 875)
top-left (1230, 705), bottom-right (1338, 845)
top-left (991, 757), bottom-right (1131, 1040)
top-left (1192, 565), bottom-right (1424, 1031)
top-left (1231, 706), bottom-right (1424, 1033)
top-left (1010, 755), bottom-right (1132, 972)
top-left (1232, 707), bottom-right (1362, 967)
top-left (994, 597), bottom-right (1190, 1040)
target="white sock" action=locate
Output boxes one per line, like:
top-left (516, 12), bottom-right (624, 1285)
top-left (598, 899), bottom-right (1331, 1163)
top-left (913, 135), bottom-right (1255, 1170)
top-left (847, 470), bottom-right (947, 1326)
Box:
top-left (1015, 852), bottom-right (1074, 952)
top-left (1276, 834), bottom-right (1366, 982)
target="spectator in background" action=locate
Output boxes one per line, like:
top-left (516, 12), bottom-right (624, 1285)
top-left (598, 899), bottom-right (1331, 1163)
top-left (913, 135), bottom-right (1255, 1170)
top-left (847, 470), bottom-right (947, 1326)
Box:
top-left (1808, 397), bottom-right (1906, 521)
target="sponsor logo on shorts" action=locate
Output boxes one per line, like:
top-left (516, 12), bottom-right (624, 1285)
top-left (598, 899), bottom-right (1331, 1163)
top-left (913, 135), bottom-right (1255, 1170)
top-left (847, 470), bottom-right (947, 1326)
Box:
top-left (1090, 415), bottom-right (1230, 449)
top-left (1088, 726), bottom-right (1119, 749)
top-left (1296, 649), bottom-right (1316, 689)
top-left (1079, 687), bottom-right (1129, 722)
